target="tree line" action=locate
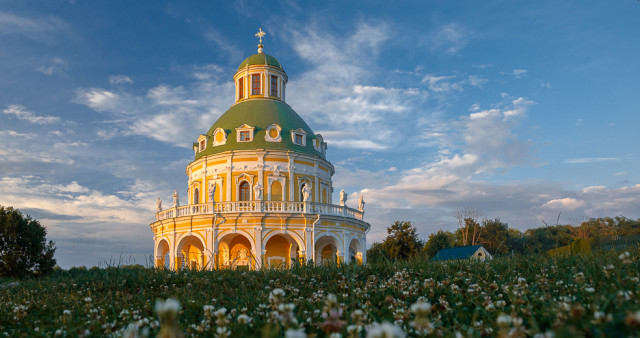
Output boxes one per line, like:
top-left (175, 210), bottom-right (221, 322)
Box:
top-left (367, 207), bottom-right (640, 263)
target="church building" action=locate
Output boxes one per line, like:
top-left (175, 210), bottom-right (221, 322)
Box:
top-left (150, 30), bottom-right (370, 270)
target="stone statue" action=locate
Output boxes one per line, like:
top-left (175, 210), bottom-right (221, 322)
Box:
top-left (358, 194), bottom-right (365, 212)
top-left (208, 183), bottom-right (216, 203)
top-left (339, 189), bottom-right (348, 206)
top-left (172, 189), bottom-right (180, 207)
top-left (302, 184), bottom-right (312, 202)
top-left (156, 197), bottom-right (162, 212)
top-left (253, 183), bottom-right (263, 201)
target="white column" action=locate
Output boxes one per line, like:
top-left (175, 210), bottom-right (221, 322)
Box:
top-left (305, 227), bottom-right (314, 262)
top-left (314, 163), bottom-right (319, 203)
top-left (254, 226), bottom-right (263, 269)
top-left (288, 155), bottom-right (295, 201)
top-left (226, 157), bottom-right (232, 202)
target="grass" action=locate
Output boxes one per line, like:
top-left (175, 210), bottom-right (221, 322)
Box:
top-left (1, 250), bottom-right (639, 337)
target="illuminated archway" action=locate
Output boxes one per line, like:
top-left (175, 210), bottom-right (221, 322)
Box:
top-left (314, 235), bottom-right (340, 264)
top-left (217, 232), bottom-right (254, 270)
top-left (264, 233), bottom-right (301, 268)
top-left (156, 238), bottom-right (171, 269)
top-left (176, 234), bottom-right (206, 270)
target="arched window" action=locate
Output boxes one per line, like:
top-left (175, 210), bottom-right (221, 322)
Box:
top-left (239, 181), bottom-right (251, 201)
top-left (193, 188), bottom-right (199, 204)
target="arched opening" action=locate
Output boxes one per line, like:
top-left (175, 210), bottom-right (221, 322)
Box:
top-left (217, 233), bottom-right (253, 270)
top-left (239, 181), bottom-right (251, 201)
top-left (156, 239), bottom-right (170, 269)
top-left (176, 235), bottom-right (206, 270)
top-left (315, 235), bottom-right (340, 265)
top-left (271, 181), bottom-right (283, 201)
top-left (349, 238), bottom-right (363, 264)
top-left (264, 234), bottom-right (300, 269)
top-left (193, 188), bottom-right (199, 204)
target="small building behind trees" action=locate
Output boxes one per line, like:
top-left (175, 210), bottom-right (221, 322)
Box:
top-left (432, 245), bottom-right (492, 262)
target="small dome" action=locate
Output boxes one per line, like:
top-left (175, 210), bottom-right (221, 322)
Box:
top-left (237, 53), bottom-right (283, 71)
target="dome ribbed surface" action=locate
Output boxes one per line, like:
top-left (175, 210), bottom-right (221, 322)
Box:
top-left (196, 99), bottom-right (323, 159)
top-left (237, 53), bottom-right (283, 70)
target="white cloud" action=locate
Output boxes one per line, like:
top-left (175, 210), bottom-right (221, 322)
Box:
top-left (35, 57), bottom-right (68, 76)
top-left (542, 197), bottom-right (585, 211)
top-left (328, 139), bottom-right (389, 150)
top-left (75, 76), bottom-right (234, 148)
top-left (360, 96), bottom-right (535, 213)
top-left (426, 22), bottom-right (471, 54)
top-left (2, 104), bottom-right (60, 124)
top-left (564, 157), bottom-right (618, 164)
top-left (502, 69), bottom-right (528, 79)
top-left (422, 74), bottom-right (463, 93)
top-left (74, 89), bottom-right (123, 112)
top-left (0, 130), bottom-right (36, 138)
top-left (0, 11), bottom-right (70, 42)
top-left (109, 75), bottom-right (133, 85)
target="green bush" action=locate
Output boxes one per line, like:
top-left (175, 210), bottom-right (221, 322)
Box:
top-left (0, 206), bottom-right (56, 278)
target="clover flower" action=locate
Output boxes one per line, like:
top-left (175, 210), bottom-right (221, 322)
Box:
top-left (591, 311), bottom-right (612, 324)
top-left (321, 294), bottom-right (344, 333)
top-left (155, 298), bottom-right (183, 338)
top-left (347, 324), bottom-right (363, 338)
top-left (619, 251), bottom-right (633, 265)
top-left (237, 314), bottom-right (251, 325)
top-left (269, 288), bottom-right (286, 307)
top-left (624, 310), bottom-right (640, 328)
top-left (496, 314), bottom-right (512, 327)
top-left (284, 328), bottom-right (307, 338)
top-left (366, 322), bottom-right (406, 338)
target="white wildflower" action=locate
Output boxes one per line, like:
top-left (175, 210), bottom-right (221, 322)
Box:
top-left (366, 322), bottom-right (406, 338)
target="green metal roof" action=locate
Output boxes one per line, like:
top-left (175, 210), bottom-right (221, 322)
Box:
top-left (195, 99), bottom-right (324, 160)
top-left (237, 53), bottom-right (283, 70)
top-left (432, 245), bottom-right (484, 261)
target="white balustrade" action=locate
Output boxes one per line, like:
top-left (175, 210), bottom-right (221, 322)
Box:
top-left (155, 201), bottom-right (363, 222)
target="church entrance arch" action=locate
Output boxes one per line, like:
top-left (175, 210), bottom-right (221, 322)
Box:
top-left (314, 235), bottom-right (340, 265)
top-left (176, 235), bottom-right (206, 270)
top-left (156, 239), bottom-right (171, 269)
top-left (217, 232), bottom-right (254, 270)
top-left (263, 233), bottom-right (303, 269)
top-left (348, 238), bottom-right (363, 264)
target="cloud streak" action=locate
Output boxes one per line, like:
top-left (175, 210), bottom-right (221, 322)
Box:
top-left (2, 104), bottom-right (60, 124)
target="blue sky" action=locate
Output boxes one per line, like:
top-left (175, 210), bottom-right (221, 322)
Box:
top-left (1, 1), bottom-right (639, 268)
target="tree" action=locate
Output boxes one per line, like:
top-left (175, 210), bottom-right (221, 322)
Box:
top-left (0, 206), bottom-right (56, 278)
top-left (422, 230), bottom-right (454, 259)
top-left (455, 206), bottom-right (483, 246)
top-left (481, 218), bottom-right (509, 255)
top-left (366, 242), bottom-right (390, 264)
top-left (381, 221), bottom-right (422, 261)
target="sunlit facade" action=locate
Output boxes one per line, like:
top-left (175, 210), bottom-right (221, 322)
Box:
top-left (150, 36), bottom-right (370, 270)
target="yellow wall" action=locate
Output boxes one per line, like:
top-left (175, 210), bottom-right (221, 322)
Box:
top-left (264, 235), bottom-right (292, 268)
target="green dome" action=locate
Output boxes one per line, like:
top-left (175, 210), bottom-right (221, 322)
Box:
top-left (237, 53), bottom-right (283, 70)
top-left (196, 99), bottom-right (323, 159)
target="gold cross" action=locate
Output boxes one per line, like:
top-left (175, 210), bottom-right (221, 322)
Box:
top-left (255, 28), bottom-right (266, 44)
